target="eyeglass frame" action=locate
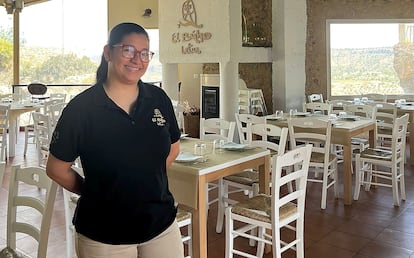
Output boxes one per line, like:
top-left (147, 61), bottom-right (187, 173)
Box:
top-left (112, 44), bottom-right (155, 63)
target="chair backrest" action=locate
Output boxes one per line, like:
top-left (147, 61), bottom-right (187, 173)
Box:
top-left (0, 105), bottom-right (10, 161)
top-left (303, 102), bottom-right (332, 115)
top-left (390, 114), bottom-right (409, 162)
top-left (362, 93), bottom-right (387, 102)
top-left (288, 117), bottom-right (333, 163)
top-left (4, 165), bottom-right (58, 258)
top-left (28, 83), bottom-right (47, 95)
top-left (326, 99), bottom-right (353, 114)
top-left (271, 145), bottom-right (312, 257)
top-left (40, 98), bottom-right (66, 116)
top-left (172, 100), bottom-right (185, 132)
top-left (200, 118), bottom-right (236, 142)
top-left (49, 102), bottom-right (67, 127)
top-left (374, 102), bottom-right (397, 134)
top-left (343, 104), bottom-right (377, 120)
top-left (32, 112), bottom-right (53, 167)
top-left (248, 123), bottom-right (288, 156)
top-left (308, 93), bottom-right (324, 103)
top-left (235, 113), bottom-right (266, 144)
top-left (49, 93), bottom-right (67, 102)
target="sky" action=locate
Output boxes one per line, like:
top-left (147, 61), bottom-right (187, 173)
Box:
top-left (330, 23), bottom-right (401, 49)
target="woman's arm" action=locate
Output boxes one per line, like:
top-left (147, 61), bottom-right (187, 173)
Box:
top-left (46, 154), bottom-right (84, 195)
top-left (166, 141), bottom-right (180, 168)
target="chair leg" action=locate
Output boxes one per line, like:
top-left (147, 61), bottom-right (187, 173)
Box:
top-left (255, 227), bottom-right (265, 257)
top-left (321, 168), bottom-right (328, 209)
top-left (23, 127), bottom-right (29, 156)
top-left (225, 208), bottom-right (233, 258)
top-left (216, 179), bottom-right (226, 233)
top-left (400, 161), bottom-right (406, 201)
top-left (392, 164), bottom-right (400, 206)
top-left (354, 155), bottom-right (362, 201)
top-left (333, 163), bottom-right (339, 198)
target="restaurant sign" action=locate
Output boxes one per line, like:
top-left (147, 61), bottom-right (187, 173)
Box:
top-left (171, 0), bottom-right (212, 55)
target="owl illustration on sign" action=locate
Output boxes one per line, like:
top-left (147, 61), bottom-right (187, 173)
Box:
top-left (179, 0), bottom-right (203, 28)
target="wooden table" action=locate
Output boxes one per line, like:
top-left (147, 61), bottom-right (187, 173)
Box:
top-left (167, 138), bottom-right (271, 258)
top-left (267, 115), bottom-right (376, 205)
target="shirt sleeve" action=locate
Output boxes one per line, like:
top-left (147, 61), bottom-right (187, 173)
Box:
top-left (49, 102), bottom-right (81, 162)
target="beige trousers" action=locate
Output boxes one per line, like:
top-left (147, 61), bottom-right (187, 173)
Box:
top-left (75, 220), bottom-right (184, 258)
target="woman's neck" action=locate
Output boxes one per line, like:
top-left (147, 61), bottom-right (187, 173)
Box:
top-left (104, 81), bottom-right (139, 114)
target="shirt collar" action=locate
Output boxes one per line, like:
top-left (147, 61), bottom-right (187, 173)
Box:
top-left (93, 80), bottom-right (154, 107)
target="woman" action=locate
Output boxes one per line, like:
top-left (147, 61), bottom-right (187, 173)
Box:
top-left (46, 22), bottom-right (183, 258)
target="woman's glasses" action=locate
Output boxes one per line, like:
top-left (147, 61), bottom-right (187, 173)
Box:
top-left (112, 44), bottom-right (154, 63)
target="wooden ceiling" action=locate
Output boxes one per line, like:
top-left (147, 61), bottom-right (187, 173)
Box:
top-left (0, 0), bottom-right (49, 8)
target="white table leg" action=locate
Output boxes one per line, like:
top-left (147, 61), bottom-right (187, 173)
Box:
top-left (8, 119), bottom-right (17, 157)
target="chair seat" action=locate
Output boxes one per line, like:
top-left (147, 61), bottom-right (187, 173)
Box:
top-left (378, 127), bottom-right (392, 135)
top-left (360, 148), bottom-right (392, 161)
top-left (223, 170), bottom-right (258, 185)
top-left (0, 247), bottom-right (30, 258)
top-left (351, 137), bottom-right (368, 145)
top-left (176, 209), bottom-right (191, 222)
top-left (311, 152), bottom-right (337, 163)
top-left (231, 194), bottom-right (297, 223)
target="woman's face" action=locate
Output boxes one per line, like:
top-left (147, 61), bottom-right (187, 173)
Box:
top-left (105, 33), bottom-right (151, 85)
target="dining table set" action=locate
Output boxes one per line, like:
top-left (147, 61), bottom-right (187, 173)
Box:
top-left (167, 98), bottom-right (414, 257)
top-left (168, 136), bottom-right (271, 258)
top-left (329, 97), bottom-right (414, 165)
top-left (0, 98), bottom-right (44, 158)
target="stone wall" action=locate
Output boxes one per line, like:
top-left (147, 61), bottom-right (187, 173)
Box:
top-left (306, 0), bottom-right (414, 97)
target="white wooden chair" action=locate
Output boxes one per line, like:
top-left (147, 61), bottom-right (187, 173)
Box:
top-left (176, 209), bottom-right (192, 258)
top-left (0, 165), bottom-right (58, 258)
top-left (339, 104), bottom-right (377, 169)
top-left (49, 93), bottom-right (67, 102)
top-left (0, 105), bottom-right (10, 161)
top-left (200, 118), bottom-right (235, 143)
top-left (307, 93), bottom-right (324, 103)
top-left (23, 98), bottom-right (65, 156)
top-left (32, 112), bottom-right (53, 167)
top-left (374, 102), bottom-right (397, 147)
top-left (48, 101), bottom-right (67, 128)
top-left (235, 113), bottom-right (266, 144)
top-left (354, 114), bottom-right (409, 206)
top-left (216, 123), bottom-right (288, 233)
top-left (172, 100), bottom-right (185, 133)
top-left (200, 118), bottom-right (236, 213)
top-left (225, 145), bottom-right (312, 258)
top-left (303, 102), bottom-right (332, 115)
top-left (362, 93), bottom-right (387, 102)
top-left (288, 117), bottom-right (339, 209)
top-left (326, 99), bottom-right (352, 114)
top-left (62, 165), bottom-right (83, 258)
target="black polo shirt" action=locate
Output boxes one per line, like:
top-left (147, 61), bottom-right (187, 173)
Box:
top-left (49, 81), bottom-right (181, 244)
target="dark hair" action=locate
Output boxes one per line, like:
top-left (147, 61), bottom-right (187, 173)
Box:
top-left (96, 22), bottom-right (149, 84)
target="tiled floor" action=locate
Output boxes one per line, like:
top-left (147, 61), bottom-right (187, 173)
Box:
top-left (1, 133), bottom-right (414, 257)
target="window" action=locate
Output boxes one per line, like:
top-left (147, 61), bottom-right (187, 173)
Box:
top-left (141, 29), bottom-right (162, 84)
top-left (327, 20), bottom-right (414, 97)
top-left (0, 0), bottom-right (107, 95)
top-left (0, 13), bottom-right (14, 94)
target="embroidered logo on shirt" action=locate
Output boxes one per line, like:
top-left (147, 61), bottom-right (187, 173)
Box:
top-left (152, 109), bottom-right (166, 126)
